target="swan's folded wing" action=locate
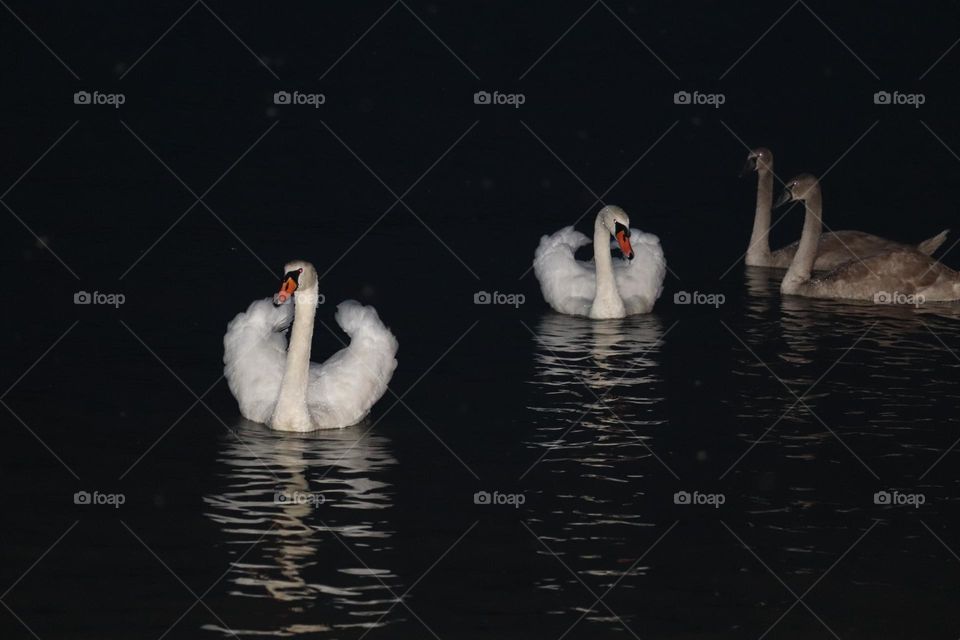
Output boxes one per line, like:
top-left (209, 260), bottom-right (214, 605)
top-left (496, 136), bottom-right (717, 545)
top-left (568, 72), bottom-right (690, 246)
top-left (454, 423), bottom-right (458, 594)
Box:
top-left (613, 229), bottom-right (666, 314)
top-left (307, 300), bottom-right (399, 428)
top-left (223, 298), bottom-right (292, 424)
top-left (821, 249), bottom-right (951, 297)
top-left (533, 226), bottom-right (597, 316)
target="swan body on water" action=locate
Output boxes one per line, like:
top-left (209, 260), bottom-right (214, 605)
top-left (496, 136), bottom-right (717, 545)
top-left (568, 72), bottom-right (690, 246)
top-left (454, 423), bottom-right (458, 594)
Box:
top-left (223, 261), bottom-right (398, 432)
top-left (743, 147), bottom-right (948, 269)
top-left (534, 205), bottom-right (666, 319)
top-left (777, 175), bottom-right (960, 303)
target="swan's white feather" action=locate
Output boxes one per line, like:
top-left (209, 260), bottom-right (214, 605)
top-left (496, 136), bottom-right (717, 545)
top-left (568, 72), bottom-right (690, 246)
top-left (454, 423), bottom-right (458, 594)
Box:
top-left (533, 226), bottom-right (595, 316)
top-left (609, 230), bottom-right (666, 314)
top-left (533, 225), bottom-right (666, 317)
top-left (306, 301), bottom-right (398, 428)
top-left (223, 298), bottom-right (292, 424)
top-left (223, 299), bottom-right (398, 430)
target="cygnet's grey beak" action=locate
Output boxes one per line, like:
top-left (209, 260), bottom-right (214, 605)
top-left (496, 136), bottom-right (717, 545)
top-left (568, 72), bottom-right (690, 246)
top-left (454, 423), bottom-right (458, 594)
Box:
top-left (773, 188), bottom-right (793, 208)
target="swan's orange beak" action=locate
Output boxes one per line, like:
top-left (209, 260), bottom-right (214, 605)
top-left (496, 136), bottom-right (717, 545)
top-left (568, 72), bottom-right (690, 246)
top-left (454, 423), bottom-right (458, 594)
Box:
top-left (616, 229), bottom-right (634, 260)
top-left (275, 276), bottom-right (298, 305)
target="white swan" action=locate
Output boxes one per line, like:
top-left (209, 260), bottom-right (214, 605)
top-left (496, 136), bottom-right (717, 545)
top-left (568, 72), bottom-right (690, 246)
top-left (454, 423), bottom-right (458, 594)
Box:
top-left (223, 261), bottom-right (398, 432)
top-left (742, 147), bottom-right (948, 269)
top-left (533, 205), bottom-right (666, 318)
top-left (777, 174), bottom-right (960, 302)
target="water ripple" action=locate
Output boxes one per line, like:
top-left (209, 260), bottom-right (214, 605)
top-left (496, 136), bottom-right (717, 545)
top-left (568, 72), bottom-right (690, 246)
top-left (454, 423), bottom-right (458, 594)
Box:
top-left (202, 422), bottom-right (399, 636)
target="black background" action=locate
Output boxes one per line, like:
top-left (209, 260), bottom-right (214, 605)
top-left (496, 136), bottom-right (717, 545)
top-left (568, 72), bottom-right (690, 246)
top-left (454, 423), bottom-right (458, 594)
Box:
top-left (3, 2), bottom-right (960, 638)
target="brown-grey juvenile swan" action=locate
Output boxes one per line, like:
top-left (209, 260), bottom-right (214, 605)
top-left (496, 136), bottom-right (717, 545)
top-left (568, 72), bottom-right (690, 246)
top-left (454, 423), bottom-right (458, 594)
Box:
top-left (533, 205), bottom-right (665, 319)
top-left (777, 174), bottom-right (960, 302)
top-left (223, 261), bottom-right (398, 432)
top-left (742, 147), bottom-right (948, 269)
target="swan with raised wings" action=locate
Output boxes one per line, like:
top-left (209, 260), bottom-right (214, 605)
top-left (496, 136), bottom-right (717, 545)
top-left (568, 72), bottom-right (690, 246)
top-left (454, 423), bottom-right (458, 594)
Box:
top-left (223, 261), bottom-right (398, 432)
top-left (534, 205), bottom-right (666, 319)
top-left (777, 174), bottom-right (960, 302)
top-left (742, 147), bottom-right (948, 269)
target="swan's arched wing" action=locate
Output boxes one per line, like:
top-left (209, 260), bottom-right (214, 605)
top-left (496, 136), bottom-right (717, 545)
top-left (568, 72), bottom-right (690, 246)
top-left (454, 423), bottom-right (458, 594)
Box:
top-left (612, 229), bottom-right (666, 314)
top-left (533, 226), bottom-right (597, 316)
top-left (223, 298), bottom-right (293, 424)
top-left (307, 300), bottom-right (398, 428)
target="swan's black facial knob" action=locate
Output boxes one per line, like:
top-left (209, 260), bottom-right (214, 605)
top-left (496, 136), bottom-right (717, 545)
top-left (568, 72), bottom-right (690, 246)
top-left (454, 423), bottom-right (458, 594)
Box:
top-left (274, 268), bottom-right (302, 305)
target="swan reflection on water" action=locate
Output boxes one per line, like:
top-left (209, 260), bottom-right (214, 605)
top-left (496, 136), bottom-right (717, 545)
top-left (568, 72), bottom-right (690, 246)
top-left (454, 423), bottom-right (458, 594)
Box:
top-left (734, 267), bottom-right (960, 502)
top-left (523, 314), bottom-right (667, 609)
top-left (744, 265), bottom-right (960, 360)
top-left (531, 312), bottom-right (664, 395)
top-left (526, 313), bottom-right (666, 473)
top-left (202, 421), bottom-right (397, 636)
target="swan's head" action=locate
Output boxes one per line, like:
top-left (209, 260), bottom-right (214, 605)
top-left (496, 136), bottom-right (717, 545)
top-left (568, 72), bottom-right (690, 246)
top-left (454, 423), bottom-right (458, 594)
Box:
top-left (274, 260), bottom-right (318, 306)
top-left (598, 205), bottom-right (634, 260)
top-left (775, 173), bottom-right (820, 207)
top-left (740, 147), bottom-right (773, 176)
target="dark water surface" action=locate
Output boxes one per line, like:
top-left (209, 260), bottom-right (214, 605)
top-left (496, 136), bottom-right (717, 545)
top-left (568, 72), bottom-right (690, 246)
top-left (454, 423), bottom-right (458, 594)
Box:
top-left (6, 254), bottom-right (960, 639)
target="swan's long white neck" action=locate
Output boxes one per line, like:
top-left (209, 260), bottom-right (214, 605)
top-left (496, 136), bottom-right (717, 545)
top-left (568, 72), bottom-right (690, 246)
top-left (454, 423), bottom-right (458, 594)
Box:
top-left (272, 284), bottom-right (317, 429)
top-left (746, 165), bottom-right (774, 265)
top-left (781, 190), bottom-right (822, 294)
top-left (590, 215), bottom-right (625, 318)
